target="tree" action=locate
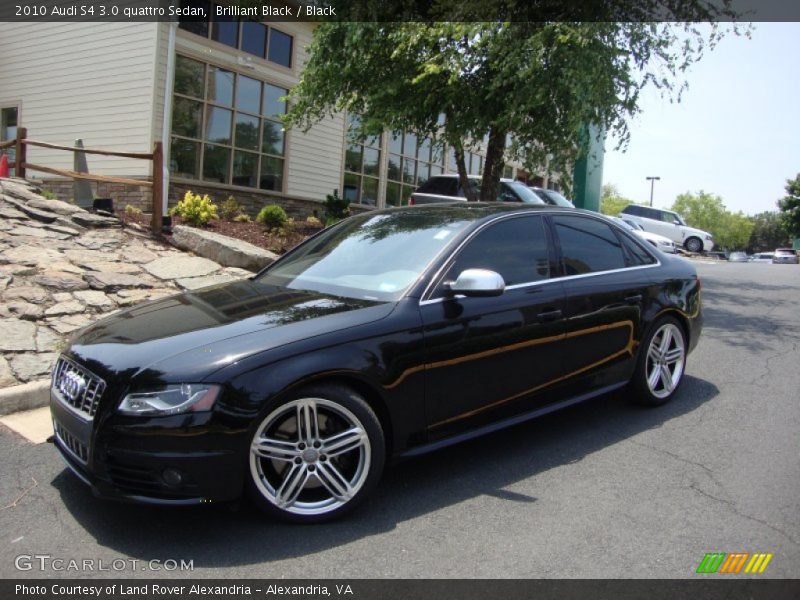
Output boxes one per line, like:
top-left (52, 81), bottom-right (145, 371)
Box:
top-left (283, 3), bottom-right (742, 202)
top-left (777, 173), bottom-right (800, 238)
top-left (747, 211), bottom-right (790, 253)
top-left (600, 183), bottom-right (638, 216)
top-left (671, 191), bottom-right (753, 250)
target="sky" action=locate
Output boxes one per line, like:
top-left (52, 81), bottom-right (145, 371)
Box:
top-left (602, 22), bottom-right (800, 216)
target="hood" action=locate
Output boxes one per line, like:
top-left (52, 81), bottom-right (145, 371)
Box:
top-left (637, 230), bottom-right (673, 245)
top-left (66, 279), bottom-right (393, 383)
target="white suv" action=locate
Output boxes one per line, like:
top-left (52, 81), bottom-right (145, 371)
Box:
top-left (620, 205), bottom-right (714, 253)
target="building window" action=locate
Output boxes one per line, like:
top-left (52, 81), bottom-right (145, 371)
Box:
top-left (1, 106), bottom-right (18, 177)
top-left (385, 131), bottom-right (444, 206)
top-left (503, 165), bottom-right (514, 179)
top-left (444, 147), bottom-right (484, 176)
top-left (343, 115), bottom-right (381, 206)
top-left (178, 1), bottom-right (293, 68)
top-left (170, 54), bottom-right (287, 190)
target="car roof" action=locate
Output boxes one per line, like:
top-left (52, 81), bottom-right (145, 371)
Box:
top-left (364, 202), bottom-right (586, 223)
top-left (426, 174), bottom-right (515, 182)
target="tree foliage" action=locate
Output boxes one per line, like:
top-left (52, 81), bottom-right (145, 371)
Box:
top-left (671, 191), bottom-right (753, 250)
top-left (599, 183), bottom-right (639, 216)
top-left (283, 3), bottom-right (743, 202)
top-left (777, 173), bottom-right (800, 238)
top-left (747, 211), bottom-right (790, 253)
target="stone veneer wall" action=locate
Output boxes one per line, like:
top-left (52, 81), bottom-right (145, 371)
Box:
top-left (36, 178), bottom-right (372, 218)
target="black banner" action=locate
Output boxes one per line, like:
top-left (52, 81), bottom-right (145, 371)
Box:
top-left (3, 580), bottom-right (800, 600)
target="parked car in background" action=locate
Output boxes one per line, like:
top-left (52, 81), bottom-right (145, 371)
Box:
top-left (772, 248), bottom-right (799, 264)
top-left (621, 205), bottom-right (715, 253)
top-left (728, 252), bottom-right (749, 262)
top-left (750, 252), bottom-right (775, 263)
top-left (530, 187), bottom-right (575, 207)
top-left (50, 204), bottom-right (702, 523)
top-left (409, 174), bottom-right (546, 206)
top-left (611, 217), bottom-right (677, 253)
top-left (705, 251), bottom-right (729, 261)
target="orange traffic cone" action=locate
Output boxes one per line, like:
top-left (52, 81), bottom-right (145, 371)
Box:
top-left (0, 154), bottom-right (8, 178)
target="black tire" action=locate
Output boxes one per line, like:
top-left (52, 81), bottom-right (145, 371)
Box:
top-left (684, 236), bottom-right (703, 253)
top-left (246, 383), bottom-right (385, 523)
top-left (629, 316), bottom-right (687, 407)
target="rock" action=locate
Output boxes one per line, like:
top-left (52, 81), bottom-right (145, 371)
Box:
top-left (0, 356), bottom-right (17, 388)
top-left (6, 301), bottom-right (45, 321)
top-left (73, 290), bottom-right (116, 310)
top-left (84, 271), bottom-right (152, 292)
top-left (0, 263), bottom-right (37, 277)
top-left (34, 271), bottom-right (89, 291)
top-left (45, 301), bottom-right (85, 317)
top-left (0, 204), bottom-right (28, 220)
top-left (120, 244), bottom-right (159, 263)
top-left (176, 273), bottom-right (238, 291)
top-left (64, 248), bottom-right (120, 263)
top-left (144, 255), bottom-right (221, 280)
top-left (47, 314), bottom-right (92, 334)
top-left (0, 319), bottom-right (38, 351)
top-left (171, 225), bottom-right (278, 272)
top-left (7, 225), bottom-right (69, 239)
top-left (1, 180), bottom-right (78, 215)
top-left (2, 286), bottom-right (50, 304)
top-left (222, 267), bottom-right (253, 278)
top-left (35, 326), bottom-right (62, 352)
top-left (48, 261), bottom-right (85, 275)
top-left (43, 224), bottom-right (81, 236)
top-left (0, 275), bottom-right (10, 290)
top-left (52, 293), bottom-right (73, 302)
top-left (1, 195), bottom-right (59, 222)
top-left (10, 352), bottom-right (58, 382)
top-left (70, 212), bottom-right (121, 228)
top-left (0, 245), bottom-right (64, 267)
top-left (80, 261), bottom-right (142, 275)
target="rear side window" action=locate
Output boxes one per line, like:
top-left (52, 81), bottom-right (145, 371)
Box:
top-left (416, 177), bottom-right (458, 196)
top-left (623, 205), bottom-right (643, 216)
top-left (440, 215), bottom-right (551, 291)
top-left (553, 215), bottom-right (627, 275)
top-left (619, 235), bottom-right (657, 266)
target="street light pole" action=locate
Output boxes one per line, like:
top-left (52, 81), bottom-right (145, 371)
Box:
top-left (646, 176), bottom-right (661, 206)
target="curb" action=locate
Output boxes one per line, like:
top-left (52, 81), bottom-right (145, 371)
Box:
top-left (0, 380), bottom-right (50, 416)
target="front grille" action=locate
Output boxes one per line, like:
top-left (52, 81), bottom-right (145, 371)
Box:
top-left (52, 356), bottom-right (106, 419)
top-left (54, 420), bottom-right (89, 463)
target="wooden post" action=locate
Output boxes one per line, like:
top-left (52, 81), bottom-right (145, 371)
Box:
top-left (15, 127), bottom-right (27, 178)
top-left (151, 141), bottom-right (163, 235)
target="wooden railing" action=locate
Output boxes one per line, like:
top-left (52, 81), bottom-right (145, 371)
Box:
top-left (0, 127), bottom-right (163, 234)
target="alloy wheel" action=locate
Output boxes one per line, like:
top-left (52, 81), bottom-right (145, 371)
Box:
top-left (249, 398), bottom-right (371, 516)
top-left (645, 322), bottom-right (686, 399)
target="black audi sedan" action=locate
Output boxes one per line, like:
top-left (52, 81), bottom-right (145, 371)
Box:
top-left (50, 204), bottom-right (702, 522)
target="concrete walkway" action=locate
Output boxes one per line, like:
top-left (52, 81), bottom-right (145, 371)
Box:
top-left (0, 177), bottom-right (250, 411)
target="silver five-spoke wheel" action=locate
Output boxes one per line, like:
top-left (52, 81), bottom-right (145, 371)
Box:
top-left (249, 397), bottom-right (373, 517)
top-left (645, 322), bottom-right (685, 399)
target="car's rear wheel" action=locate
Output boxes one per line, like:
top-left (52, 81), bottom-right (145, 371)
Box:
top-left (247, 384), bottom-right (385, 523)
top-left (630, 317), bottom-right (687, 406)
top-left (684, 236), bottom-right (703, 253)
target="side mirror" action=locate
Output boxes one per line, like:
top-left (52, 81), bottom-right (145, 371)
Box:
top-left (447, 269), bottom-right (505, 297)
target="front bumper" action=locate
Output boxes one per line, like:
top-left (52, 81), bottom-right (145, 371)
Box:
top-left (50, 387), bottom-right (246, 505)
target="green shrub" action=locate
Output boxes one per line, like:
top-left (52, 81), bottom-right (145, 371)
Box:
top-left (40, 190), bottom-right (57, 200)
top-left (169, 191), bottom-right (219, 227)
top-left (220, 195), bottom-right (242, 220)
top-left (233, 213), bottom-right (252, 223)
top-left (256, 204), bottom-right (288, 229)
top-left (324, 189), bottom-right (350, 224)
top-left (124, 204), bottom-right (143, 216)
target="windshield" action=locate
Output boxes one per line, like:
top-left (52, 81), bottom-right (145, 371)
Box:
top-left (506, 181), bottom-right (545, 204)
top-left (542, 189), bottom-right (575, 207)
top-left (257, 209), bottom-right (474, 301)
top-left (611, 217), bottom-right (635, 231)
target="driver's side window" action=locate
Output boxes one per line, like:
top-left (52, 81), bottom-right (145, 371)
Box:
top-left (436, 215), bottom-right (551, 295)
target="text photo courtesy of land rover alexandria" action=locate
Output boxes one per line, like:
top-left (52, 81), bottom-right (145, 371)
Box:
top-left (50, 205), bottom-right (702, 523)
top-left (621, 204), bottom-right (715, 253)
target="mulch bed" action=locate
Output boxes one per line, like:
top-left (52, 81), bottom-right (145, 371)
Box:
top-left (117, 211), bottom-right (323, 255)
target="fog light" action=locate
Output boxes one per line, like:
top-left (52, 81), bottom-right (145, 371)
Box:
top-left (162, 468), bottom-right (184, 487)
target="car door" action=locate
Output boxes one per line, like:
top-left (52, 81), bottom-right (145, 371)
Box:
top-left (549, 214), bottom-right (658, 396)
top-left (419, 214), bottom-right (567, 440)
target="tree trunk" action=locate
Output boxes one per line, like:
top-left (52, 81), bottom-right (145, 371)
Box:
top-left (452, 140), bottom-right (478, 202)
top-left (480, 125), bottom-right (508, 203)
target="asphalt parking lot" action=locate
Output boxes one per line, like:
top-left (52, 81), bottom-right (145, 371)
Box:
top-left (1, 261), bottom-right (798, 579)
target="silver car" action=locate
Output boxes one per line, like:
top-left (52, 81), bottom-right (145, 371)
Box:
top-left (772, 248), bottom-right (799, 264)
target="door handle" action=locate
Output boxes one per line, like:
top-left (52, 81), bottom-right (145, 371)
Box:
top-left (624, 294), bottom-right (643, 303)
top-left (537, 309), bottom-right (563, 322)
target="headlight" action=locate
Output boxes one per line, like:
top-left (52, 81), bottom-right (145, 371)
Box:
top-left (118, 384), bottom-right (220, 416)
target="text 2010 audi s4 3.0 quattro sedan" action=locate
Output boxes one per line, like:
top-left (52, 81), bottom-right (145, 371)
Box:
top-left (50, 204), bottom-right (702, 523)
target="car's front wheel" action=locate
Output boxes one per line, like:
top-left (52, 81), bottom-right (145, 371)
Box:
top-left (629, 317), bottom-right (687, 406)
top-left (247, 384), bottom-right (385, 523)
top-left (684, 236), bottom-right (703, 253)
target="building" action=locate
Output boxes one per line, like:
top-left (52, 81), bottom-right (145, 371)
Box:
top-left (0, 9), bottom-right (567, 218)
